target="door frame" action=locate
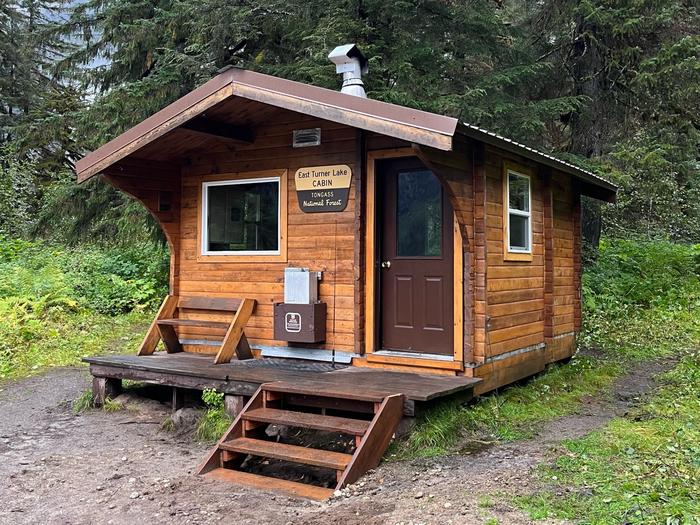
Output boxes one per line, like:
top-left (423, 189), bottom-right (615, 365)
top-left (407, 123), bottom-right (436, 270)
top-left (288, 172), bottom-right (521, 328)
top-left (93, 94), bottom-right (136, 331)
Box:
top-left (363, 148), bottom-right (464, 371)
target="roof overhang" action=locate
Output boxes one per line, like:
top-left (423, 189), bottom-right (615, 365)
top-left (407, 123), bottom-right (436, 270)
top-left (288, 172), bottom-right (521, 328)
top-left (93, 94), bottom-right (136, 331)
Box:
top-left (457, 123), bottom-right (617, 202)
top-left (75, 67), bottom-right (458, 182)
top-left (75, 67), bottom-right (616, 202)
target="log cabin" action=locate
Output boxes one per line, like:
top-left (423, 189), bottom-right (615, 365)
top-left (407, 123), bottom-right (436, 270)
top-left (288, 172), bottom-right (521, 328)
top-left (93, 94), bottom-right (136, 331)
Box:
top-left (77, 45), bottom-right (616, 499)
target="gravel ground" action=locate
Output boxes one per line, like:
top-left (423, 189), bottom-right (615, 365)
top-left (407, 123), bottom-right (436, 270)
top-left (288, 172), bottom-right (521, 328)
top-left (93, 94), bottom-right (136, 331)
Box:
top-left (0, 360), bottom-right (667, 525)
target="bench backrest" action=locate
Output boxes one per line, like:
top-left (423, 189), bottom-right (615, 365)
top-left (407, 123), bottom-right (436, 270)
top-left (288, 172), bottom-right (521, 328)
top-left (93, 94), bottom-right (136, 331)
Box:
top-left (178, 296), bottom-right (241, 312)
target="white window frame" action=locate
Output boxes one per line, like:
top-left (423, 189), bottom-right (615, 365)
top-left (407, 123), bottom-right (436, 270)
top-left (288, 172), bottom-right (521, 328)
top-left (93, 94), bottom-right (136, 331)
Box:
top-left (506, 169), bottom-right (532, 254)
top-left (201, 176), bottom-right (281, 256)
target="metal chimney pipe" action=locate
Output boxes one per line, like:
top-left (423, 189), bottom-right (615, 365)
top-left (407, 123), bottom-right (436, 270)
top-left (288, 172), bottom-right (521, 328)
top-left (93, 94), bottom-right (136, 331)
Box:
top-left (328, 44), bottom-right (368, 98)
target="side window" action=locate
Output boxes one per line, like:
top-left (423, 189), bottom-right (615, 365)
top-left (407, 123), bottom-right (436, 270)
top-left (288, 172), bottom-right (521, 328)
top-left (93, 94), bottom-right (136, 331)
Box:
top-left (202, 177), bottom-right (280, 255)
top-left (504, 165), bottom-right (532, 260)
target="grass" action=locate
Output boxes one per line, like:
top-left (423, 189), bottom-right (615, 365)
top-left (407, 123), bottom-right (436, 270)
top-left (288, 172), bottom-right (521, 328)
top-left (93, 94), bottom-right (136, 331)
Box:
top-left (72, 389), bottom-right (126, 413)
top-left (0, 237), bottom-right (165, 380)
top-left (516, 349), bottom-right (700, 524)
top-left (195, 389), bottom-right (233, 442)
top-left (0, 308), bottom-right (151, 380)
top-left (396, 239), bottom-right (700, 458)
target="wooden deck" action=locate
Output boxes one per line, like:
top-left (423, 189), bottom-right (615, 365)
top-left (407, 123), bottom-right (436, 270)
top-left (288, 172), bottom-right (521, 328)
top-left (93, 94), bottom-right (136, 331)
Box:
top-left (84, 352), bottom-right (480, 411)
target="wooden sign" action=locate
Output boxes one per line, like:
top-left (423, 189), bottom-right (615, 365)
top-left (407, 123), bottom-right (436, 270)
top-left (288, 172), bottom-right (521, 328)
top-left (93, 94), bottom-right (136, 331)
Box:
top-left (294, 165), bottom-right (352, 213)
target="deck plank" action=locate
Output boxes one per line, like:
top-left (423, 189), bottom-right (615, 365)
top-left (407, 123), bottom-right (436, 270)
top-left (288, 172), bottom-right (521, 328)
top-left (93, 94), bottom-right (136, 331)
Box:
top-left (83, 352), bottom-right (480, 402)
top-left (220, 437), bottom-right (352, 470)
top-left (243, 408), bottom-right (370, 436)
top-left (203, 468), bottom-right (334, 501)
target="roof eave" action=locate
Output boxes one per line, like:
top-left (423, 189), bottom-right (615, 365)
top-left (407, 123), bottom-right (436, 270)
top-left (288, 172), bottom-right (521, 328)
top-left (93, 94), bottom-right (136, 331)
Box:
top-left (456, 123), bottom-right (617, 203)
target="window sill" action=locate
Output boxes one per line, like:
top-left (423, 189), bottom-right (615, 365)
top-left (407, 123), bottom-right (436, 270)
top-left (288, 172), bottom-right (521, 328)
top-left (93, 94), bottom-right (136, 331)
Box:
top-left (196, 252), bottom-right (288, 263)
top-left (503, 250), bottom-right (533, 262)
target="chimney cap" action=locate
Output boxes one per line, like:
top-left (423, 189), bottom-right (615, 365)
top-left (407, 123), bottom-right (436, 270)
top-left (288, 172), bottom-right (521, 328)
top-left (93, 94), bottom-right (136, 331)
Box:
top-left (328, 44), bottom-right (368, 75)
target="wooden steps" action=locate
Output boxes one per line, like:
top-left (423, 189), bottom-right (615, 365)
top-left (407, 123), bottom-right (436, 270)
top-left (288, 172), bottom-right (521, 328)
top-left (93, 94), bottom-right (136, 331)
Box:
top-left (203, 468), bottom-right (335, 501)
top-left (220, 437), bottom-right (352, 470)
top-left (243, 407), bottom-right (370, 435)
top-left (197, 381), bottom-right (404, 499)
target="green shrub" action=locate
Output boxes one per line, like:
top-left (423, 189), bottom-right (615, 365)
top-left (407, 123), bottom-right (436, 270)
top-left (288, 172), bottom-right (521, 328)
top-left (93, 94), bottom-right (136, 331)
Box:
top-left (0, 237), bottom-right (164, 378)
top-left (196, 389), bottom-right (233, 442)
top-left (583, 238), bottom-right (700, 312)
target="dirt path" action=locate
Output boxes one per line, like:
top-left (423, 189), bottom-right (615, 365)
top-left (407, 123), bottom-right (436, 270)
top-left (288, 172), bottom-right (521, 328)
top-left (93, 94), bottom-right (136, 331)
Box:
top-left (0, 360), bottom-right (670, 525)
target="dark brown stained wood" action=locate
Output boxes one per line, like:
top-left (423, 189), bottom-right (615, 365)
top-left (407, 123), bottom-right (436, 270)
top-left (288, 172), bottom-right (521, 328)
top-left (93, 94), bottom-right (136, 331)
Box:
top-left (337, 393), bottom-right (403, 488)
top-left (203, 468), bottom-right (334, 501)
top-left (378, 157), bottom-right (454, 355)
top-left (157, 323), bottom-right (183, 353)
top-left (85, 352), bottom-right (481, 402)
top-left (181, 117), bottom-right (253, 144)
top-left (178, 296), bottom-right (242, 312)
top-left (220, 437), bottom-right (352, 470)
top-left (263, 380), bottom-right (390, 403)
top-left (243, 408), bottom-right (370, 436)
top-left (157, 318), bottom-right (231, 329)
top-left (335, 367), bottom-right (479, 401)
top-left (89, 363), bottom-right (259, 395)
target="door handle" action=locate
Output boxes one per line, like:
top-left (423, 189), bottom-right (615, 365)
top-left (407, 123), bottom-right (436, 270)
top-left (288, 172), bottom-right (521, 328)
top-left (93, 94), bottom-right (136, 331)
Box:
top-left (381, 261), bottom-right (391, 269)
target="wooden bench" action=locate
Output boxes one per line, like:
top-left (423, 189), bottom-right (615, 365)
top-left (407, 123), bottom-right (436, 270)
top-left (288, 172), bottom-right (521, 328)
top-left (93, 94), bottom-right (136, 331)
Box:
top-left (138, 296), bottom-right (256, 364)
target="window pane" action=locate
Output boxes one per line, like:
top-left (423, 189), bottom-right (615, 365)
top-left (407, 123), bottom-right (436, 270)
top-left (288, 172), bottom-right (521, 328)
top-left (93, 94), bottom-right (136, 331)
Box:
top-left (206, 181), bottom-right (278, 252)
top-left (509, 213), bottom-right (529, 250)
top-left (397, 170), bottom-right (442, 257)
top-left (508, 173), bottom-right (529, 212)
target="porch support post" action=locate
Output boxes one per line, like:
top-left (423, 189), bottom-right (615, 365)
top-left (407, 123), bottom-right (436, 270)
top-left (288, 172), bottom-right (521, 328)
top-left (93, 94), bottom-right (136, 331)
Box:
top-left (172, 387), bottom-right (185, 411)
top-left (224, 394), bottom-right (246, 418)
top-left (92, 377), bottom-right (122, 407)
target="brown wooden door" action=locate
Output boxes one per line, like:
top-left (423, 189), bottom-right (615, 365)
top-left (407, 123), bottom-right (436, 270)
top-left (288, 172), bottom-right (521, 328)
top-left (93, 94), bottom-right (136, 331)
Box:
top-left (378, 158), bottom-right (453, 355)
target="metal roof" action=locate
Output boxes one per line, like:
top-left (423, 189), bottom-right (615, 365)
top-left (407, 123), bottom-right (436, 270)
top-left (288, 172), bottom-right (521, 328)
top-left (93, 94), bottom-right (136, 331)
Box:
top-left (75, 67), bottom-right (617, 200)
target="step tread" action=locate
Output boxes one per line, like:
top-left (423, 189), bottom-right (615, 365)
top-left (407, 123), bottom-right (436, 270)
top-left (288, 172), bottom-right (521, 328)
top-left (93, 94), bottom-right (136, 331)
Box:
top-left (204, 468), bottom-right (334, 501)
top-left (157, 318), bottom-right (230, 329)
top-left (220, 437), bottom-right (352, 470)
top-left (263, 379), bottom-right (391, 402)
top-left (243, 408), bottom-right (370, 436)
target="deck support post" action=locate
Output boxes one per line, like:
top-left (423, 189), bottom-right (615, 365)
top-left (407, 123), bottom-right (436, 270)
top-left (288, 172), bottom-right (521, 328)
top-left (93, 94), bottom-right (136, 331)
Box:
top-left (224, 394), bottom-right (246, 418)
top-left (92, 377), bottom-right (122, 407)
top-left (172, 387), bottom-right (185, 411)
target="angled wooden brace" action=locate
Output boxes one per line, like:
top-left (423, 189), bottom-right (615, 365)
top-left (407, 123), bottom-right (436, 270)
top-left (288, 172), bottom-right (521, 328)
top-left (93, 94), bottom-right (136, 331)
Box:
top-left (214, 298), bottom-right (256, 364)
top-left (137, 295), bottom-right (178, 355)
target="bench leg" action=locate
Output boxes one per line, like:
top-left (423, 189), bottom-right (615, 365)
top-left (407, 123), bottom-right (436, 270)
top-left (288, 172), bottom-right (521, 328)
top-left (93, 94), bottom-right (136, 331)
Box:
top-left (157, 323), bottom-right (183, 353)
top-left (92, 377), bottom-right (122, 407)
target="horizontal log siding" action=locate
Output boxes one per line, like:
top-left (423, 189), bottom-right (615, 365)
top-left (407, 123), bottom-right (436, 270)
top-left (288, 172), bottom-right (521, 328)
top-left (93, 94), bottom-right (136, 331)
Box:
top-left (178, 116), bottom-right (357, 353)
top-left (551, 171), bottom-right (577, 337)
top-left (484, 147), bottom-right (545, 358)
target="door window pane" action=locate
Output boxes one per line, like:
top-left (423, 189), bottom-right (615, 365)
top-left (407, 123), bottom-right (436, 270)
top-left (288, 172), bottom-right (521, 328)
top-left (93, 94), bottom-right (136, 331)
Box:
top-left (397, 170), bottom-right (442, 257)
top-left (205, 179), bottom-right (279, 253)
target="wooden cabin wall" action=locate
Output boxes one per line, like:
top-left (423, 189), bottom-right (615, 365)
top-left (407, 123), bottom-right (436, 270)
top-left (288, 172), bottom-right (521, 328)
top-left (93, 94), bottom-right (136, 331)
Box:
top-left (546, 170), bottom-right (579, 362)
top-left (175, 115), bottom-right (359, 354)
top-left (473, 147), bottom-right (580, 393)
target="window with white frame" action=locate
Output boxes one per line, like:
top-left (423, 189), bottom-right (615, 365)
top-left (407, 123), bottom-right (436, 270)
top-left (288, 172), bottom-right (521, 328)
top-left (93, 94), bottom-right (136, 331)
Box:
top-left (506, 170), bottom-right (531, 253)
top-left (201, 177), bottom-right (280, 255)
